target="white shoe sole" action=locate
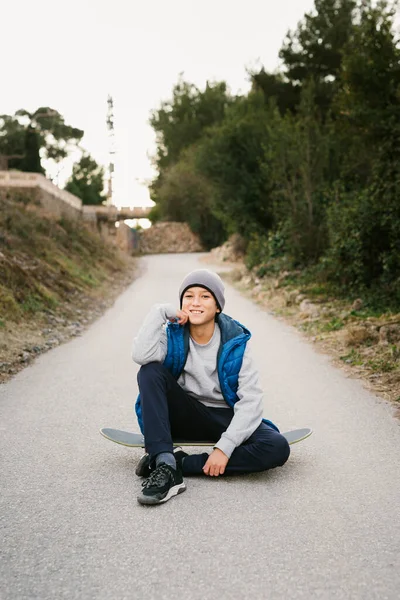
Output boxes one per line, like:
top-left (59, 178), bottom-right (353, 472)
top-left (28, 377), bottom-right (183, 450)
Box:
top-left (137, 482), bottom-right (186, 505)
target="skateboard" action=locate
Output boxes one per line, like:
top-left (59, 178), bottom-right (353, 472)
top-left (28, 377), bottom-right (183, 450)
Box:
top-left (100, 427), bottom-right (313, 448)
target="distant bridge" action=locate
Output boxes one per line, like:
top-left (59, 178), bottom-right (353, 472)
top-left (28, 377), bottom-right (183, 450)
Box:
top-left (82, 205), bottom-right (152, 222)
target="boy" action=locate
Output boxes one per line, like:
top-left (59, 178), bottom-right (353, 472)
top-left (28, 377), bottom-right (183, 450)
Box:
top-left (132, 269), bottom-right (290, 505)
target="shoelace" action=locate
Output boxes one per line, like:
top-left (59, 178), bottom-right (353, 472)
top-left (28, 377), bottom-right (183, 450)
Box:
top-left (142, 464), bottom-right (172, 489)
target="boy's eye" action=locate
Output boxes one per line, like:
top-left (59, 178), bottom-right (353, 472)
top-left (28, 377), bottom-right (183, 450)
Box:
top-left (183, 293), bottom-right (211, 300)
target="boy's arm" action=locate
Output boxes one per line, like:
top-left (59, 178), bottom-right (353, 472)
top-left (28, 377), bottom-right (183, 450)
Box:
top-left (131, 303), bottom-right (178, 365)
top-left (214, 345), bottom-right (264, 458)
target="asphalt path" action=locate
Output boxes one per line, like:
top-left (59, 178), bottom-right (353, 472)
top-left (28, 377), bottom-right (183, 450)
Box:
top-left (1, 253), bottom-right (400, 600)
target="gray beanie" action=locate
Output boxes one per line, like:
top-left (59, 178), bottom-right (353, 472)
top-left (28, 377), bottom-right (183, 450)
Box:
top-left (179, 269), bottom-right (225, 311)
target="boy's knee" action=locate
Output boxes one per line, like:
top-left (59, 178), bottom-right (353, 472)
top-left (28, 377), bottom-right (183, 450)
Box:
top-left (258, 432), bottom-right (290, 470)
top-left (137, 362), bottom-right (166, 384)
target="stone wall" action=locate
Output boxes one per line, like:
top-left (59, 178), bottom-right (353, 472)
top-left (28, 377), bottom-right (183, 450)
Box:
top-left (0, 171), bottom-right (82, 221)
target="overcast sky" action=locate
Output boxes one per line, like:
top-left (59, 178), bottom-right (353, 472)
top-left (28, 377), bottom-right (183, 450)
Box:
top-left (2, 0), bottom-right (316, 206)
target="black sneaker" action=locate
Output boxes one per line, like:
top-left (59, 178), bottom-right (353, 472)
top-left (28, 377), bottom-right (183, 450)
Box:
top-left (135, 448), bottom-right (189, 478)
top-left (135, 452), bottom-right (152, 478)
top-left (174, 449), bottom-right (189, 471)
top-left (137, 463), bottom-right (186, 505)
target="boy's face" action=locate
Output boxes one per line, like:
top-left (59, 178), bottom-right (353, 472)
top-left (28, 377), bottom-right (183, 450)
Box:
top-left (181, 286), bottom-right (220, 325)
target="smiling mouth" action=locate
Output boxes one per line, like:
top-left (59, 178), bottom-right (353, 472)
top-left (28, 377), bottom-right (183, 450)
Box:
top-left (190, 310), bottom-right (204, 314)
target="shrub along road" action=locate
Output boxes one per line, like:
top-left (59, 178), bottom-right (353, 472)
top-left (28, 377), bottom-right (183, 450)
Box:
top-left (1, 253), bottom-right (399, 599)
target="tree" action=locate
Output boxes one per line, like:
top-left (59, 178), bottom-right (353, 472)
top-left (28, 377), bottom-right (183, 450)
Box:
top-left (149, 147), bottom-right (226, 249)
top-left (195, 92), bottom-right (277, 239)
top-left (150, 77), bottom-right (232, 173)
top-left (279, 0), bottom-right (356, 112)
top-left (65, 154), bottom-right (106, 206)
top-left (336, 0), bottom-right (400, 142)
top-left (266, 81), bottom-right (333, 265)
top-left (324, 0), bottom-right (400, 299)
top-left (0, 107), bottom-right (83, 173)
top-left (250, 68), bottom-right (301, 115)
top-left (149, 76), bottom-right (232, 245)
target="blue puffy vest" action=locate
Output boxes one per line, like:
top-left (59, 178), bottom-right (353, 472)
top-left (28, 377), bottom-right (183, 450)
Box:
top-left (135, 313), bottom-right (279, 434)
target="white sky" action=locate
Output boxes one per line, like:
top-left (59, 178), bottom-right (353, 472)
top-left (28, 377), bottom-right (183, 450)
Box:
top-left (2, 0), bottom-right (316, 207)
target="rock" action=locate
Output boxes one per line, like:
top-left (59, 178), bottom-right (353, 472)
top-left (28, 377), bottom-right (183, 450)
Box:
top-left (19, 351), bottom-right (31, 363)
top-left (45, 338), bottom-right (60, 347)
top-left (140, 222), bottom-right (203, 254)
top-left (299, 300), bottom-right (320, 318)
top-left (53, 316), bottom-right (66, 324)
top-left (251, 284), bottom-right (262, 297)
top-left (283, 290), bottom-right (299, 307)
top-left (338, 325), bottom-right (378, 347)
top-left (230, 267), bottom-right (246, 282)
top-left (273, 271), bottom-right (291, 289)
top-left (256, 292), bottom-right (267, 303)
top-left (362, 347), bottom-right (376, 357)
top-left (351, 298), bottom-right (363, 311)
top-left (209, 233), bottom-right (246, 263)
top-left (379, 324), bottom-right (400, 344)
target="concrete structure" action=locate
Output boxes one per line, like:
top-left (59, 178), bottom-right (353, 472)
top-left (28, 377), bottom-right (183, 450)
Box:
top-left (82, 205), bottom-right (151, 222)
top-left (115, 222), bottom-right (140, 253)
top-left (0, 170), bottom-right (82, 220)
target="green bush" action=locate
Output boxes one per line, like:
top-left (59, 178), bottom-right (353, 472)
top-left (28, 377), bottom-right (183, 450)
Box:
top-left (245, 229), bottom-right (289, 274)
top-left (323, 185), bottom-right (400, 307)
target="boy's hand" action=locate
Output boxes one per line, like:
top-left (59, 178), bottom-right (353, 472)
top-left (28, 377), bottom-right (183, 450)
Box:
top-left (168, 309), bottom-right (190, 326)
top-left (203, 449), bottom-right (229, 477)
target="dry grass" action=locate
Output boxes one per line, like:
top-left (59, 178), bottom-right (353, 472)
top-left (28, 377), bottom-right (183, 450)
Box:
top-left (0, 191), bottom-right (138, 382)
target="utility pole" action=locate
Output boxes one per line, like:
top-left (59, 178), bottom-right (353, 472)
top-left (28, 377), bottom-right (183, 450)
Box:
top-left (106, 95), bottom-right (115, 206)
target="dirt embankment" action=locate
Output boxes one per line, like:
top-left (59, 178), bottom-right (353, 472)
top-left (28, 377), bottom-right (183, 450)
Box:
top-left (206, 237), bottom-right (400, 406)
top-left (0, 190), bottom-right (138, 383)
top-left (139, 221), bottom-right (203, 253)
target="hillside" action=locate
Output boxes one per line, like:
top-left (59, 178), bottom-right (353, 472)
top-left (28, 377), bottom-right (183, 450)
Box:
top-left (0, 190), bottom-right (137, 382)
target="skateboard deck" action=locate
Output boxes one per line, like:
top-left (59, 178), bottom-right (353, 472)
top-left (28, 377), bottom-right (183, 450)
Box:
top-left (100, 427), bottom-right (312, 448)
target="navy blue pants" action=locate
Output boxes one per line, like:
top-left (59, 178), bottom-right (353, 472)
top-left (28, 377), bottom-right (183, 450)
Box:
top-left (137, 362), bottom-right (290, 475)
